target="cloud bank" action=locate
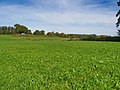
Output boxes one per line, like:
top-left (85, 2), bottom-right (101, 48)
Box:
top-left (0, 0), bottom-right (117, 35)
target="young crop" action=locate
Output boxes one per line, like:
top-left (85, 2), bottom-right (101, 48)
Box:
top-left (0, 35), bottom-right (120, 89)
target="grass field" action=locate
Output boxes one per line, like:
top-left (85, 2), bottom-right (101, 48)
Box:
top-left (0, 35), bottom-right (120, 90)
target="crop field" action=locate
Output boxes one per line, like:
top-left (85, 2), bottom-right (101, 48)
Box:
top-left (0, 35), bottom-right (120, 90)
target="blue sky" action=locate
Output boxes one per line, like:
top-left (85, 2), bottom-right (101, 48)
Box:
top-left (0, 0), bottom-right (117, 35)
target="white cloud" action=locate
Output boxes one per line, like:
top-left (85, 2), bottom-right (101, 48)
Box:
top-left (0, 0), bottom-right (117, 35)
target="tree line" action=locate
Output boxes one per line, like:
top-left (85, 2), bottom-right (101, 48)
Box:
top-left (0, 24), bottom-right (120, 41)
top-left (0, 24), bottom-right (63, 36)
top-left (0, 24), bottom-right (68, 37)
top-left (0, 24), bottom-right (32, 34)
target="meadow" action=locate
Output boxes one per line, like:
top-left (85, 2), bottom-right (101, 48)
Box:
top-left (0, 35), bottom-right (120, 90)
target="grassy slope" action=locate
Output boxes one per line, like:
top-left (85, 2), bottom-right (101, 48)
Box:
top-left (0, 35), bottom-right (120, 90)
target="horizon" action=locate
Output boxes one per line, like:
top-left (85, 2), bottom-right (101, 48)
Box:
top-left (0, 0), bottom-right (118, 35)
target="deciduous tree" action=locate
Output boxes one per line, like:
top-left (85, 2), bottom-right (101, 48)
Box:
top-left (14, 24), bottom-right (29, 34)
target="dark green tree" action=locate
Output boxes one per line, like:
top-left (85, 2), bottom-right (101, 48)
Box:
top-left (33, 30), bottom-right (40, 35)
top-left (117, 1), bottom-right (120, 6)
top-left (33, 30), bottom-right (45, 35)
top-left (54, 32), bottom-right (60, 36)
top-left (0, 26), bottom-right (2, 34)
top-left (1, 26), bottom-right (8, 34)
top-left (59, 32), bottom-right (66, 37)
top-left (117, 30), bottom-right (120, 35)
top-left (26, 30), bottom-right (32, 34)
top-left (47, 32), bottom-right (53, 36)
top-left (116, 1), bottom-right (120, 35)
top-left (40, 30), bottom-right (45, 35)
top-left (14, 24), bottom-right (29, 34)
top-left (8, 26), bottom-right (14, 34)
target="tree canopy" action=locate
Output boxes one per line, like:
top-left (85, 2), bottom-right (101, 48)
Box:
top-left (116, 0), bottom-right (120, 36)
top-left (116, 0), bottom-right (120, 27)
top-left (14, 24), bottom-right (30, 34)
top-left (0, 24), bottom-right (32, 35)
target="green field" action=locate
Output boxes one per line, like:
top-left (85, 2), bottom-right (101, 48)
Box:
top-left (0, 35), bottom-right (120, 90)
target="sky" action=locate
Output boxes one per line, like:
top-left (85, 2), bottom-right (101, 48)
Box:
top-left (0, 0), bottom-right (118, 35)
